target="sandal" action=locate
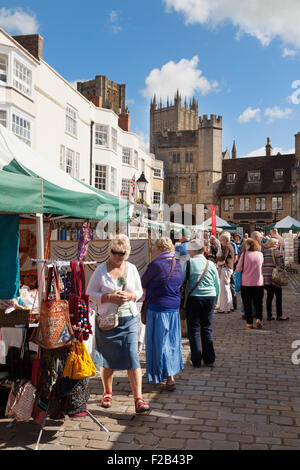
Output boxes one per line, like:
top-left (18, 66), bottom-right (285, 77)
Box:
top-left (100, 392), bottom-right (113, 408)
top-left (277, 316), bottom-right (289, 321)
top-left (255, 320), bottom-right (263, 329)
top-left (135, 397), bottom-right (150, 414)
top-left (166, 381), bottom-right (176, 391)
top-left (247, 324), bottom-right (254, 329)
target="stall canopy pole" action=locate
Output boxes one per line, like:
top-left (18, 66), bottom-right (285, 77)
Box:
top-left (36, 213), bottom-right (45, 305)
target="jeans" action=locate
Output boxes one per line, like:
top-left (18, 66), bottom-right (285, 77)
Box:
top-left (264, 284), bottom-right (282, 318)
top-left (186, 296), bottom-right (216, 367)
top-left (230, 273), bottom-right (237, 309)
top-left (241, 286), bottom-right (264, 324)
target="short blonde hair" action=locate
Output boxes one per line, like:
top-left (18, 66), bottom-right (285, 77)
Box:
top-left (154, 237), bottom-right (174, 253)
top-left (264, 237), bottom-right (279, 249)
top-left (109, 234), bottom-right (131, 260)
top-left (220, 231), bottom-right (231, 243)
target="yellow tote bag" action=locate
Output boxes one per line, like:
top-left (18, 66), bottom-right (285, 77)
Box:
top-left (63, 341), bottom-right (96, 380)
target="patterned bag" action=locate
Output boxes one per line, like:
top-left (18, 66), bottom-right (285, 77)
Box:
top-left (271, 249), bottom-right (288, 287)
top-left (5, 380), bottom-right (37, 422)
top-left (32, 266), bottom-right (74, 349)
top-left (97, 309), bottom-right (119, 331)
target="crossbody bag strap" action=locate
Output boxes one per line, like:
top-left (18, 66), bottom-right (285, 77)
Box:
top-left (271, 248), bottom-right (277, 266)
top-left (187, 260), bottom-right (209, 298)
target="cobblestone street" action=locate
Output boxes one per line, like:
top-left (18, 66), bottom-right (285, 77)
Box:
top-left (1, 268), bottom-right (300, 451)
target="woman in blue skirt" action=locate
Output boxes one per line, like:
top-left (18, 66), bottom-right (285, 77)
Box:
top-left (87, 235), bottom-right (150, 413)
top-left (141, 238), bottom-right (183, 390)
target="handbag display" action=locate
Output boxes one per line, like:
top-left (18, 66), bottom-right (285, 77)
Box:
top-left (68, 262), bottom-right (92, 340)
top-left (141, 257), bottom-right (177, 325)
top-left (271, 249), bottom-right (288, 287)
top-left (32, 265), bottom-right (74, 349)
top-left (63, 340), bottom-right (96, 380)
top-left (180, 260), bottom-right (209, 319)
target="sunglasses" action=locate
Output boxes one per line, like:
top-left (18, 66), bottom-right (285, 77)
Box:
top-left (111, 250), bottom-right (126, 256)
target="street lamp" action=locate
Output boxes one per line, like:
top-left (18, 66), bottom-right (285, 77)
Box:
top-left (136, 172), bottom-right (148, 205)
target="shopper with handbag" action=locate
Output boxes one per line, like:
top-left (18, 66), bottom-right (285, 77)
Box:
top-left (182, 240), bottom-right (219, 368)
top-left (236, 238), bottom-right (264, 329)
top-left (262, 238), bottom-right (289, 321)
top-left (216, 232), bottom-right (235, 314)
top-left (141, 238), bottom-right (183, 390)
top-left (87, 235), bottom-right (149, 413)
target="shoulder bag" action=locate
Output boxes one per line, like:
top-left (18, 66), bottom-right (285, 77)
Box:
top-left (233, 252), bottom-right (245, 293)
top-left (180, 260), bottom-right (209, 320)
top-left (141, 257), bottom-right (176, 325)
top-left (271, 249), bottom-right (288, 287)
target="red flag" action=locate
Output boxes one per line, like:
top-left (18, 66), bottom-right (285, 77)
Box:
top-left (211, 204), bottom-right (216, 237)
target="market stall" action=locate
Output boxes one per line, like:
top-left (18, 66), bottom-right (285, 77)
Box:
top-left (0, 124), bottom-right (130, 444)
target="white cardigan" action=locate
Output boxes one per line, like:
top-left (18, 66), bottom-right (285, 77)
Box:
top-left (86, 261), bottom-right (143, 316)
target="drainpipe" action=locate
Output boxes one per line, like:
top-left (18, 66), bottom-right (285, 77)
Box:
top-left (90, 121), bottom-right (94, 186)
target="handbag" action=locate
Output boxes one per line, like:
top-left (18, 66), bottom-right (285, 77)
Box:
top-left (69, 262), bottom-right (92, 340)
top-left (233, 252), bottom-right (245, 293)
top-left (271, 249), bottom-right (288, 287)
top-left (180, 260), bottom-right (190, 318)
top-left (180, 260), bottom-right (209, 320)
top-left (5, 379), bottom-right (37, 422)
top-left (141, 257), bottom-right (176, 325)
top-left (32, 265), bottom-right (74, 349)
top-left (97, 309), bottom-right (119, 331)
top-left (63, 340), bottom-right (96, 380)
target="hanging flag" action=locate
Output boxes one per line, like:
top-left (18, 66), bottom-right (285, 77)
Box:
top-left (211, 204), bottom-right (216, 237)
top-left (129, 174), bottom-right (136, 202)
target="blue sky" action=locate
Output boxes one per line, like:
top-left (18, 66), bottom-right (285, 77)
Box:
top-left (1, 0), bottom-right (300, 157)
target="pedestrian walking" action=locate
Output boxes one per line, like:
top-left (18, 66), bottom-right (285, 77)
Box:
top-left (141, 237), bottom-right (183, 390)
top-left (216, 231), bottom-right (234, 313)
top-left (236, 238), bottom-right (264, 329)
top-left (262, 238), bottom-right (289, 321)
top-left (87, 234), bottom-right (150, 413)
top-left (182, 240), bottom-right (220, 368)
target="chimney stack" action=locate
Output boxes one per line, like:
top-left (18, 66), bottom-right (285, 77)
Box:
top-left (295, 132), bottom-right (300, 158)
top-left (13, 34), bottom-right (44, 60)
top-left (266, 137), bottom-right (273, 156)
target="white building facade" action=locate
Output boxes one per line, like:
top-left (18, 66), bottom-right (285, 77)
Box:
top-left (0, 29), bottom-right (164, 216)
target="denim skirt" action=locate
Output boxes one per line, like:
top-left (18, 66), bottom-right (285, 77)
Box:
top-left (94, 314), bottom-right (140, 370)
top-left (145, 306), bottom-right (183, 384)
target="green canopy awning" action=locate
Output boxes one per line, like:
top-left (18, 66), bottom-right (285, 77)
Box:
top-left (0, 125), bottom-right (129, 222)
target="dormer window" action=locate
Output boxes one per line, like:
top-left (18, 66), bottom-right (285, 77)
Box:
top-left (274, 169), bottom-right (284, 181)
top-left (227, 173), bottom-right (236, 183)
top-left (248, 170), bottom-right (261, 182)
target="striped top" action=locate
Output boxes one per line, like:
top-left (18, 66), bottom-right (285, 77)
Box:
top-left (262, 248), bottom-right (284, 286)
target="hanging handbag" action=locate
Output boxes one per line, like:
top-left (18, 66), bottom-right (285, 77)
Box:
top-left (32, 265), bottom-right (74, 349)
top-left (233, 252), bottom-right (245, 293)
top-left (63, 340), bottom-right (96, 380)
top-left (5, 379), bottom-right (37, 422)
top-left (180, 260), bottom-right (209, 320)
top-left (141, 257), bottom-right (177, 325)
top-left (68, 262), bottom-right (92, 340)
top-left (271, 249), bottom-right (288, 287)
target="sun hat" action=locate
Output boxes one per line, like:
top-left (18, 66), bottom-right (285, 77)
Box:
top-left (187, 239), bottom-right (204, 251)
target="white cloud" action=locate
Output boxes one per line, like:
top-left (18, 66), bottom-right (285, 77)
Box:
top-left (264, 106), bottom-right (293, 122)
top-left (69, 79), bottom-right (89, 89)
top-left (282, 48), bottom-right (297, 58)
top-left (108, 10), bottom-right (122, 34)
top-left (240, 145), bottom-right (295, 158)
top-left (134, 131), bottom-right (150, 153)
top-left (287, 80), bottom-right (300, 105)
top-left (238, 107), bottom-right (261, 124)
top-left (163, 0), bottom-right (300, 50)
top-left (141, 55), bottom-right (218, 101)
top-left (0, 7), bottom-right (39, 35)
